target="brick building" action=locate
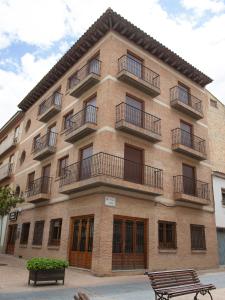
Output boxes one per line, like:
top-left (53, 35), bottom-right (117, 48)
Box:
top-left (3, 9), bottom-right (218, 275)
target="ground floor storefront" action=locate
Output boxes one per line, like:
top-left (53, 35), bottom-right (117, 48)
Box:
top-left (4, 193), bottom-right (219, 276)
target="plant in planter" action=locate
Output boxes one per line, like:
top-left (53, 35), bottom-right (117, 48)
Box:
top-left (27, 257), bottom-right (69, 286)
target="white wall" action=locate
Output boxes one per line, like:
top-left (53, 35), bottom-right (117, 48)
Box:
top-left (0, 215), bottom-right (8, 252)
top-left (213, 175), bottom-right (225, 228)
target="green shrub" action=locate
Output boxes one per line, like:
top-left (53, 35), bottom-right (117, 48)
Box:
top-left (26, 258), bottom-right (69, 271)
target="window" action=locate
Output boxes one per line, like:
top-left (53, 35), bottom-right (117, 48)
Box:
top-left (68, 72), bottom-right (78, 90)
top-left (20, 150), bottom-right (26, 165)
top-left (48, 218), bottom-right (62, 246)
top-left (57, 156), bottom-right (68, 177)
top-left (210, 99), bottom-right (217, 108)
top-left (32, 221), bottom-right (45, 246)
top-left (158, 221), bottom-right (177, 249)
top-left (222, 189), bottom-right (225, 205)
top-left (33, 134), bottom-right (40, 151)
top-left (127, 52), bottom-right (143, 78)
top-left (62, 111), bottom-right (73, 130)
top-left (178, 82), bottom-right (190, 105)
top-left (14, 126), bottom-right (20, 140)
top-left (25, 119), bottom-right (31, 132)
top-left (20, 223), bottom-right (30, 245)
top-left (15, 185), bottom-right (21, 197)
top-left (27, 172), bottom-right (35, 190)
top-left (190, 224), bottom-right (206, 250)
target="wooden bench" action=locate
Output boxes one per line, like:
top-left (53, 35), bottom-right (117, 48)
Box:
top-left (145, 269), bottom-right (216, 300)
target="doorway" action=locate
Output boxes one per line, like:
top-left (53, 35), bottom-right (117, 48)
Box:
top-left (6, 224), bottom-right (17, 255)
top-left (182, 164), bottom-right (196, 196)
top-left (124, 144), bottom-right (143, 184)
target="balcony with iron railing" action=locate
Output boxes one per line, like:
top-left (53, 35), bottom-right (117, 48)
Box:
top-left (172, 128), bottom-right (206, 160)
top-left (116, 102), bottom-right (161, 142)
top-left (32, 131), bottom-right (57, 161)
top-left (173, 175), bottom-right (210, 205)
top-left (37, 92), bottom-right (62, 122)
top-left (69, 59), bottom-right (101, 98)
top-left (170, 86), bottom-right (203, 120)
top-left (64, 105), bottom-right (98, 143)
top-left (117, 55), bottom-right (160, 97)
top-left (0, 132), bottom-right (17, 158)
top-left (26, 176), bottom-right (52, 203)
top-left (59, 152), bottom-right (163, 196)
top-left (0, 163), bottom-right (13, 182)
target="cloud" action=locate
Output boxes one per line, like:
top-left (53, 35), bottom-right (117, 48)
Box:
top-left (0, 0), bottom-right (225, 128)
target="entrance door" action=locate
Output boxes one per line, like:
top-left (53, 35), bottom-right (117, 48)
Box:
top-left (180, 121), bottom-right (193, 148)
top-left (42, 165), bottom-right (51, 193)
top-left (69, 216), bottom-right (94, 269)
top-left (124, 145), bottom-right (143, 184)
top-left (125, 95), bottom-right (143, 128)
top-left (217, 229), bottom-right (225, 265)
top-left (182, 164), bottom-right (196, 196)
top-left (6, 224), bottom-right (17, 255)
top-left (112, 216), bottom-right (147, 270)
top-left (79, 145), bottom-right (93, 180)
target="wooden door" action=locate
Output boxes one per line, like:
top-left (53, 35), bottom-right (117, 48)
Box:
top-left (48, 124), bottom-right (57, 147)
top-left (69, 216), bottom-right (94, 269)
top-left (124, 145), bottom-right (143, 184)
top-left (112, 217), bottom-right (147, 270)
top-left (79, 145), bottom-right (93, 180)
top-left (178, 83), bottom-right (190, 105)
top-left (125, 95), bottom-right (143, 128)
top-left (42, 165), bottom-right (51, 193)
top-left (127, 53), bottom-right (142, 78)
top-left (180, 121), bottom-right (193, 148)
top-left (85, 96), bottom-right (96, 124)
top-left (182, 164), bottom-right (196, 196)
top-left (27, 172), bottom-right (35, 192)
top-left (6, 224), bottom-right (17, 255)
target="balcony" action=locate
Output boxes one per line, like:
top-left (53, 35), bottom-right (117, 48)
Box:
top-left (0, 163), bottom-right (13, 182)
top-left (64, 106), bottom-right (98, 143)
top-left (32, 132), bottom-right (57, 161)
top-left (37, 92), bottom-right (62, 123)
top-left (0, 132), bottom-right (17, 157)
top-left (117, 55), bottom-right (160, 97)
top-left (26, 176), bottom-right (52, 203)
top-left (173, 175), bottom-right (210, 206)
top-left (170, 86), bottom-right (203, 120)
top-left (59, 152), bottom-right (163, 196)
top-left (69, 59), bottom-right (101, 98)
top-left (172, 128), bottom-right (206, 160)
top-left (116, 102), bottom-right (161, 142)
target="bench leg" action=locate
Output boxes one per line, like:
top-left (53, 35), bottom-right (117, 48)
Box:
top-left (194, 292), bottom-right (199, 300)
top-left (155, 293), bottom-right (169, 300)
top-left (207, 291), bottom-right (213, 300)
top-left (196, 290), bottom-right (213, 300)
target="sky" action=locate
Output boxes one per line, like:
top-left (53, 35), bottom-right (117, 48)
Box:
top-left (0, 0), bottom-right (225, 127)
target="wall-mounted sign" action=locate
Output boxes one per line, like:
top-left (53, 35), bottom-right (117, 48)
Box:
top-left (9, 211), bottom-right (18, 221)
top-left (105, 196), bottom-right (116, 207)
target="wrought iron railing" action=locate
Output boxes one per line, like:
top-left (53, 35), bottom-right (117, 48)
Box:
top-left (172, 128), bottom-right (206, 154)
top-left (59, 152), bottom-right (163, 189)
top-left (68, 59), bottom-right (101, 89)
top-left (38, 92), bottom-right (62, 116)
top-left (0, 163), bottom-right (13, 181)
top-left (116, 102), bottom-right (161, 135)
top-left (32, 131), bottom-right (57, 154)
top-left (170, 86), bottom-right (203, 114)
top-left (118, 55), bottom-right (160, 89)
top-left (173, 175), bottom-right (209, 200)
top-left (65, 105), bottom-right (98, 135)
top-left (26, 176), bottom-right (52, 197)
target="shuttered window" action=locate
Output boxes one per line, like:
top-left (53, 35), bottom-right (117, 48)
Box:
top-left (190, 224), bottom-right (206, 250)
top-left (48, 219), bottom-right (62, 246)
top-left (158, 221), bottom-right (177, 249)
top-left (32, 221), bottom-right (45, 246)
top-left (20, 223), bottom-right (30, 245)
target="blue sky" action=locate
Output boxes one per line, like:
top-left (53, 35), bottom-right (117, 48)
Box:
top-left (0, 0), bottom-right (225, 127)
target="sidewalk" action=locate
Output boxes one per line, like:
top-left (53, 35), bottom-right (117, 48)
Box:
top-left (0, 254), bottom-right (225, 299)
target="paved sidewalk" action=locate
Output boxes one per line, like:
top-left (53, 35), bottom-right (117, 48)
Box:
top-left (1, 254), bottom-right (225, 299)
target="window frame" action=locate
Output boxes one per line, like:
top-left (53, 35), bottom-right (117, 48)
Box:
top-left (20, 222), bottom-right (30, 245)
top-left (62, 110), bottom-right (73, 131)
top-left (190, 224), bottom-right (206, 250)
top-left (210, 99), bottom-right (217, 108)
top-left (158, 220), bottom-right (177, 249)
top-left (222, 189), bottom-right (225, 206)
top-left (32, 220), bottom-right (45, 246)
top-left (57, 155), bottom-right (69, 177)
top-left (48, 218), bottom-right (62, 246)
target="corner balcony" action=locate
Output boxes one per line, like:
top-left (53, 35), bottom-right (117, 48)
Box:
top-left (172, 128), bottom-right (206, 161)
top-left (115, 102), bottom-right (161, 142)
top-left (170, 86), bottom-right (203, 120)
top-left (32, 132), bottom-right (57, 161)
top-left (37, 92), bottom-right (62, 123)
top-left (173, 175), bottom-right (210, 206)
top-left (0, 133), bottom-right (17, 158)
top-left (69, 59), bottom-right (101, 98)
top-left (26, 177), bottom-right (52, 203)
top-left (0, 163), bottom-right (13, 182)
top-left (59, 152), bottom-right (163, 196)
top-left (117, 55), bottom-right (160, 97)
top-left (64, 106), bottom-right (98, 143)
